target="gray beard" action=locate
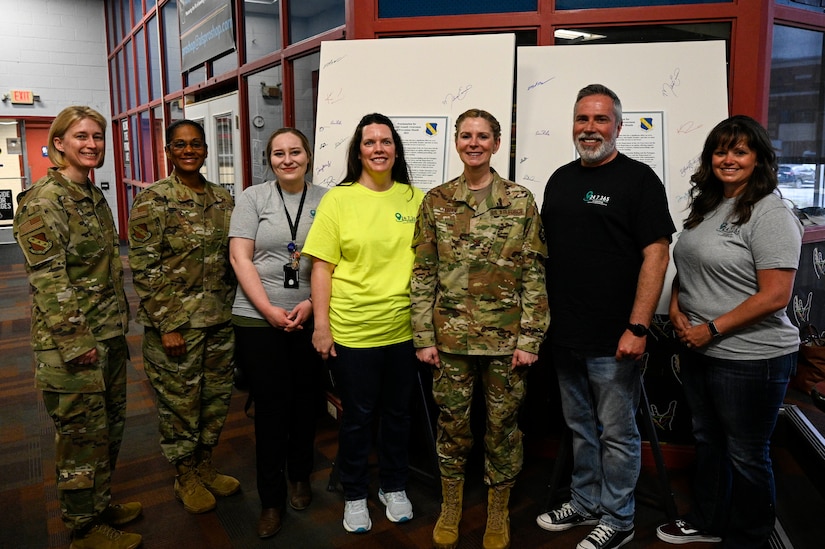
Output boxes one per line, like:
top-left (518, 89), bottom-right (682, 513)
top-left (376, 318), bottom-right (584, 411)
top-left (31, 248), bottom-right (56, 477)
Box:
top-left (575, 134), bottom-right (616, 164)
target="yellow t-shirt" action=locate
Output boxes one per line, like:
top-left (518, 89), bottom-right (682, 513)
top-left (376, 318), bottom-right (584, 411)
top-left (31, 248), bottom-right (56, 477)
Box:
top-left (303, 182), bottom-right (424, 348)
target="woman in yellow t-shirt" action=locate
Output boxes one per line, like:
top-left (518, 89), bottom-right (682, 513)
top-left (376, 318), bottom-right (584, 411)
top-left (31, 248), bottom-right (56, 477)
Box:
top-left (303, 113), bottom-right (423, 534)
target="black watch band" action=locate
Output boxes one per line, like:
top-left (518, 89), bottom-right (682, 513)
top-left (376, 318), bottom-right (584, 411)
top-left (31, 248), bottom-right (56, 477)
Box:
top-left (627, 323), bottom-right (649, 337)
top-left (707, 320), bottom-right (722, 338)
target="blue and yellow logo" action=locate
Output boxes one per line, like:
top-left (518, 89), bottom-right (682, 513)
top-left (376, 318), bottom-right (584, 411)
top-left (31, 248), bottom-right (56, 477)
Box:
top-left (640, 118), bottom-right (654, 131)
top-left (426, 123), bottom-right (438, 136)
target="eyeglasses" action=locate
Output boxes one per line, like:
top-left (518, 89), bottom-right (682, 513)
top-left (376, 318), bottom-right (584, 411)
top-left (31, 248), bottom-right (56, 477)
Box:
top-left (168, 140), bottom-right (205, 151)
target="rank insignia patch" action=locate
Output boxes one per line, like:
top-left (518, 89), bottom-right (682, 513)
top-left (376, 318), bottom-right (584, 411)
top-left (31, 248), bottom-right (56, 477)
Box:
top-left (27, 232), bottom-right (54, 255)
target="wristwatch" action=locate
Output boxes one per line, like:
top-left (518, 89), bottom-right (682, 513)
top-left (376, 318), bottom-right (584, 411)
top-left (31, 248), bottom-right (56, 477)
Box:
top-left (627, 323), bottom-right (649, 337)
top-left (707, 320), bottom-right (723, 338)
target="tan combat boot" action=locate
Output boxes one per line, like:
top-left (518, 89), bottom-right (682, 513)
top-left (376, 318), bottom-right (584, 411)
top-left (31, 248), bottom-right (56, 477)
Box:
top-left (196, 446), bottom-right (240, 497)
top-left (483, 484), bottom-right (511, 549)
top-left (174, 455), bottom-right (217, 513)
top-left (70, 523), bottom-right (142, 549)
top-left (433, 477), bottom-right (464, 549)
top-left (100, 502), bottom-right (143, 526)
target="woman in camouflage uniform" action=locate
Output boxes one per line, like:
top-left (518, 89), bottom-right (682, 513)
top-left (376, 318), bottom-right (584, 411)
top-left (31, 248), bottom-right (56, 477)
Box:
top-left (13, 106), bottom-right (142, 549)
top-left (128, 120), bottom-right (238, 516)
top-left (411, 109), bottom-right (550, 549)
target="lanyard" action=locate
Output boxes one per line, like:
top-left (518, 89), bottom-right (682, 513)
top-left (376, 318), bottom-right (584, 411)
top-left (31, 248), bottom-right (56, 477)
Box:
top-left (276, 182), bottom-right (308, 243)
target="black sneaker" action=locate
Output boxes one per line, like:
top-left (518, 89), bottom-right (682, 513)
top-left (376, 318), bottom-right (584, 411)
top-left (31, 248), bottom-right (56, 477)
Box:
top-left (577, 524), bottom-right (634, 549)
top-left (536, 502), bottom-right (599, 532)
top-left (657, 520), bottom-right (722, 544)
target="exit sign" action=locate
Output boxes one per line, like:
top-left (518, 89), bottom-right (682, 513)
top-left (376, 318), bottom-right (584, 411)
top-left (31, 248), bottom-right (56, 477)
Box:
top-left (10, 90), bottom-right (34, 104)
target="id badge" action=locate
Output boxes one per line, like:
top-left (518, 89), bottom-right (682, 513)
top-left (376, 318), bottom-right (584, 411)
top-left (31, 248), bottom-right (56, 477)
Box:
top-left (283, 264), bottom-right (299, 289)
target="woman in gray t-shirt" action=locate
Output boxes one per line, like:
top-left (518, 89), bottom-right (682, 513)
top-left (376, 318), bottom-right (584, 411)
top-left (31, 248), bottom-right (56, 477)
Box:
top-left (657, 116), bottom-right (802, 547)
top-left (229, 128), bottom-right (327, 539)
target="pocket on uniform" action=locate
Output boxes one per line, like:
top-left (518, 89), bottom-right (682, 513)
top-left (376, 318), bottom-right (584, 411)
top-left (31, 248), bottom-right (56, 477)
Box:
top-left (34, 349), bottom-right (105, 393)
top-left (58, 465), bottom-right (96, 516)
top-left (142, 330), bottom-right (180, 373)
top-left (165, 210), bottom-right (200, 255)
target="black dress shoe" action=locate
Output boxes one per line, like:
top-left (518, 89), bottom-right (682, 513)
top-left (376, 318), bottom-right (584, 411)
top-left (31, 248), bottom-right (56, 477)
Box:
top-left (289, 481), bottom-right (312, 511)
top-left (257, 507), bottom-right (282, 538)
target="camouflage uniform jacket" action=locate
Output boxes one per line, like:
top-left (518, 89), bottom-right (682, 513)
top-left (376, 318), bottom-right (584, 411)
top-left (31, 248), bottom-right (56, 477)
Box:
top-left (128, 173), bottom-right (235, 332)
top-left (411, 170), bottom-right (549, 356)
top-left (13, 168), bottom-right (129, 364)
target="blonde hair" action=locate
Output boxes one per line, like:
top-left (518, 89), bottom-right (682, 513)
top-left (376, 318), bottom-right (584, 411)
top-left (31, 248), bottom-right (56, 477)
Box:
top-left (48, 106), bottom-right (107, 169)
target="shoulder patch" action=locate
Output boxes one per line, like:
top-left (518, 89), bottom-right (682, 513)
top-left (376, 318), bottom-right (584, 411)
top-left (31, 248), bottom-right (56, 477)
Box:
top-left (17, 214), bottom-right (45, 235)
top-left (26, 231), bottom-right (54, 255)
top-left (130, 203), bottom-right (150, 221)
top-left (130, 222), bottom-right (152, 243)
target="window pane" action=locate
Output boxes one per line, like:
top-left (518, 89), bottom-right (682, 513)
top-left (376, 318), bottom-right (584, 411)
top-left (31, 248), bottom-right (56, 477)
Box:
top-left (555, 0), bottom-right (727, 8)
top-left (132, 114), bottom-right (142, 181)
top-left (292, 52), bottom-right (320, 165)
top-left (186, 66), bottom-right (207, 86)
top-left (168, 99), bottom-right (185, 124)
top-left (214, 113), bottom-right (236, 195)
top-left (110, 58), bottom-right (121, 114)
top-left (147, 16), bottom-right (161, 101)
top-left (769, 24), bottom-right (824, 209)
top-left (114, 0), bottom-right (126, 45)
top-left (135, 28), bottom-right (149, 105)
top-left (133, 0), bottom-right (142, 26)
top-left (213, 50), bottom-right (238, 76)
top-left (247, 65), bottom-right (284, 184)
top-left (125, 39), bottom-right (135, 109)
top-left (152, 105), bottom-right (166, 180)
top-left (146, 0), bottom-right (156, 10)
top-left (107, 1), bottom-right (117, 51)
top-left (245, 0), bottom-right (281, 63)
top-left (138, 111), bottom-right (153, 182)
top-left (553, 23), bottom-right (730, 46)
top-left (288, 0), bottom-right (344, 45)
top-left (775, 0), bottom-right (822, 14)
top-left (163, 0), bottom-right (182, 94)
top-left (379, 0), bottom-right (536, 17)
top-left (118, 50), bottom-right (129, 114)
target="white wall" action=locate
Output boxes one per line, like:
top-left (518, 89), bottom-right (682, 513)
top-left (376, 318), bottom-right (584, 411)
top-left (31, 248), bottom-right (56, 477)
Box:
top-left (0, 0), bottom-right (118, 228)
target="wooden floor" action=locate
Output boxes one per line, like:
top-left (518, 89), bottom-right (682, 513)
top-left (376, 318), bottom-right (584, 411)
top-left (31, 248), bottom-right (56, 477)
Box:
top-left (1, 240), bottom-right (823, 548)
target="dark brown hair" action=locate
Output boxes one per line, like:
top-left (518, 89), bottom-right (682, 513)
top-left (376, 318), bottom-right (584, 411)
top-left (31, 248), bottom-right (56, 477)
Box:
top-left (684, 115), bottom-right (778, 230)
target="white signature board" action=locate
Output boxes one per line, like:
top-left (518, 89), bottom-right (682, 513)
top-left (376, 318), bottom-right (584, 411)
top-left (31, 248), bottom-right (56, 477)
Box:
top-left (313, 34), bottom-right (516, 190)
top-left (515, 40), bottom-right (729, 216)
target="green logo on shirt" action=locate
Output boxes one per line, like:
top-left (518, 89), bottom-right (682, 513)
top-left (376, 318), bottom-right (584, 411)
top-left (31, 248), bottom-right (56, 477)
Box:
top-left (395, 212), bottom-right (416, 223)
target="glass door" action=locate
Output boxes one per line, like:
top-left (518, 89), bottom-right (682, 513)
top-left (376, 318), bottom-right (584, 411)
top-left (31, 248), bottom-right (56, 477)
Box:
top-left (185, 92), bottom-right (243, 198)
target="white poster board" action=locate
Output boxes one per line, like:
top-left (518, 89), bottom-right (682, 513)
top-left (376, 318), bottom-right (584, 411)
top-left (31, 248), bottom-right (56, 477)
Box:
top-left (313, 34), bottom-right (516, 190)
top-left (515, 40), bottom-right (729, 219)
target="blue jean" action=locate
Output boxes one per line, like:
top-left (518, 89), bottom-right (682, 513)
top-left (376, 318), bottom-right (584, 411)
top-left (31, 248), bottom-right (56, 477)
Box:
top-left (330, 340), bottom-right (417, 501)
top-left (553, 346), bottom-right (641, 531)
top-left (681, 351), bottom-right (795, 549)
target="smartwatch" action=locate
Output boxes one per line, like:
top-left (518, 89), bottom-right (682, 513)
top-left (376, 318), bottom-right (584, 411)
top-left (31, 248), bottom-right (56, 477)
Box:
top-left (627, 323), bottom-right (649, 337)
top-left (707, 320), bottom-right (722, 339)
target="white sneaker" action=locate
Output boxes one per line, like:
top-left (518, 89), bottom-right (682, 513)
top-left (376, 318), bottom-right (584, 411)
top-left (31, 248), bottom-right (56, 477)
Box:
top-left (343, 498), bottom-right (372, 533)
top-left (378, 489), bottom-right (413, 522)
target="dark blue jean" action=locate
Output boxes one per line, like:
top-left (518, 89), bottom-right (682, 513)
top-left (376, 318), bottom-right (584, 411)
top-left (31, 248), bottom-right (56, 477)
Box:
top-left (553, 346), bottom-right (641, 531)
top-left (330, 340), bottom-right (417, 501)
top-left (680, 350), bottom-right (795, 548)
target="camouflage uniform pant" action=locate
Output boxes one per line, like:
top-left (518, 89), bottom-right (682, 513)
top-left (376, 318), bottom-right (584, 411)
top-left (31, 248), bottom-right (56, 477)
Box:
top-left (432, 352), bottom-right (527, 486)
top-left (39, 336), bottom-right (129, 532)
top-left (142, 323), bottom-right (234, 463)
